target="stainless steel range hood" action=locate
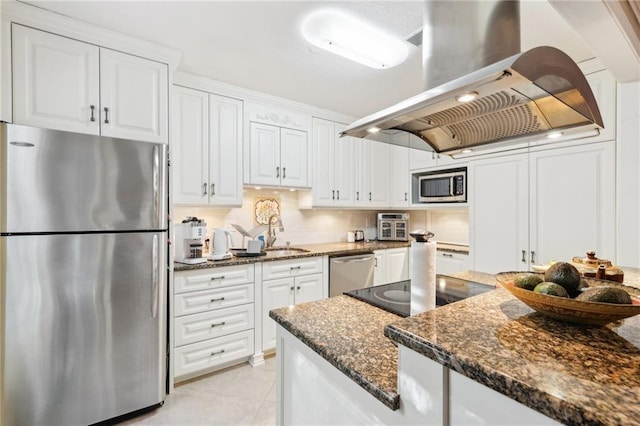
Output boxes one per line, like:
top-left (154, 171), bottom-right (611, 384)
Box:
top-left (341, 1), bottom-right (603, 155)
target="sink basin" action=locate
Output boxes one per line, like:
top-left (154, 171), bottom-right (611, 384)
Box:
top-left (264, 247), bottom-right (310, 255)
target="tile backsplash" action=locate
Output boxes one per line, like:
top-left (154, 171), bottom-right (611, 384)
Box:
top-left (173, 189), bottom-right (469, 248)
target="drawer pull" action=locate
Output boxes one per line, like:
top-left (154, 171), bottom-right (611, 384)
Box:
top-left (210, 276), bottom-right (226, 281)
top-left (210, 297), bottom-right (225, 302)
top-left (442, 253), bottom-right (453, 257)
top-left (290, 266), bottom-right (301, 270)
top-left (210, 349), bottom-right (225, 356)
top-left (210, 321), bottom-right (226, 328)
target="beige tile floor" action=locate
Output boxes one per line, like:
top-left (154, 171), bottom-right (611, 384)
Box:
top-left (120, 357), bottom-right (276, 425)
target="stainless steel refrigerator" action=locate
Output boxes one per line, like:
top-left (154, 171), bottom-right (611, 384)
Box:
top-left (0, 123), bottom-right (168, 425)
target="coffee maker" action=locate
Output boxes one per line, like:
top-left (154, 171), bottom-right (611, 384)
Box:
top-left (174, 217), bottom-right (208, 264)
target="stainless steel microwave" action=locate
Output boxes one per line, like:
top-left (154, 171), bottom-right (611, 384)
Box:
top-left (417, 167), bottom-right (467, 203)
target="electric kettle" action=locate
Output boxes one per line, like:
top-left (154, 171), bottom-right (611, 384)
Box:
top-left (208, 227), bottom-right (233, 261)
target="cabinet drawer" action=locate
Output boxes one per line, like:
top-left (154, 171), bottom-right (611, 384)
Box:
top-left (174, 284), bottom-right (254, 316)
top-left (262, 257), bottom-right (323, 280)
top-left (174, 329), bottom-right (254, 379)
top-left (175, 264), bottom-right (254, 294)
top-left (175, 303), bottom-right (254, 346)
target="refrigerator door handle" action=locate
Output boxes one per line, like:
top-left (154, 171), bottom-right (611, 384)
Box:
top-left (152, 145), bottom-right (160, 229)
top-left (151, 234), bottom-right (159, 318)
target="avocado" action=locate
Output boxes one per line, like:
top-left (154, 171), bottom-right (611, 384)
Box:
top-left (575, 287), bottom-right (632, 304)
top-left (544, 262), bottom-right (581, 293)
top-left (514, 273), bottom-right (544, 290)
top-left (534, 282), bottom-right (570, 298)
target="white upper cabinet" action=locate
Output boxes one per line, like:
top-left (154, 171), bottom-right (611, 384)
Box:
top-left (12, 24), bottom-right (100, 135)
top-left (99, 48), bottom-right (168, 143)
top-left (389, 144), bottom-right (410, 207)
top-left (11, 24), bottom-right (169, 143)
top-left (172, 85), bottom-right (243, 206)
top-left (357, 139), bottom-right (390, 207)
top-left (244, 101), bottom-right (310, 188)
top-left (470, 141), bottom-right (615, 273)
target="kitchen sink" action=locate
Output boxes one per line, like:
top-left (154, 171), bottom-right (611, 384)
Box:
top-left (264, 247), bottom-right (310, 255)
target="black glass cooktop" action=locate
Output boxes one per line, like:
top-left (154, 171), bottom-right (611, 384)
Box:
top-left (345, 274), bottom-right (494, 317)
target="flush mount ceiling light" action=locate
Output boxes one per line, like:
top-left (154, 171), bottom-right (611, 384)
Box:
top-left (301, 9), bottom-right (409, 69)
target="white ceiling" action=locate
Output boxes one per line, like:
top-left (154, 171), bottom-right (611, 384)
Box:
top-left (26, 0), bottom-right (594, 118)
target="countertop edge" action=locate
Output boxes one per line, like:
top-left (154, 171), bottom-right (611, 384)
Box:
top-left (270, 309), bottom-right (400, 411)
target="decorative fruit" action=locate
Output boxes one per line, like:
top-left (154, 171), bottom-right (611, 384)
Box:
top-left (544, 262), bottom-right (581, 293)
top-left (514, 273), bottom-right (544, 290)
top-left (575, 287), bottom-right (632, 304)
top-left (533, 282), bottom-right (570, 298)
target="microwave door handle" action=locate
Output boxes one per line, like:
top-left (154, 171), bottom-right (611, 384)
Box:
top-left (450, 177), bottom-right (455, 196)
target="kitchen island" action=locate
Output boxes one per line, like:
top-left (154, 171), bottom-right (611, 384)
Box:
top-left (270, 272), bottom-right (640, 426)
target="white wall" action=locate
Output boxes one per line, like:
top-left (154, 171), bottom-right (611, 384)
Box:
top-left (409, 210), bottom-right (469, 246)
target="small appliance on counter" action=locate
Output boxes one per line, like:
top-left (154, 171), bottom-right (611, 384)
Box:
top-left (174, 217), bottom-right (208, 264)
top-left (208, 227), bottom-right (233, 261)
top-left (377, 213), bottom-right (409, 241)
top-left (354, 230), bottom-right (365, 242)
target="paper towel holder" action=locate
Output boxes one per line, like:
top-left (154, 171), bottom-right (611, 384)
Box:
top-left (409, 230), bottom-right (435, 242)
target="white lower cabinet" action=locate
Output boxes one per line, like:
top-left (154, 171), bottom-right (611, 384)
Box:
top-left (435, 251), bottom-right (470, 275)
top-left (373, 248), bottom-right (409, 286)
top-left (262, 257), bottom-right (324, 352)
top-left (173, 264), bottom-right (255, 382)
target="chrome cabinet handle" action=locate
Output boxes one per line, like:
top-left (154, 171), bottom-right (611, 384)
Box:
top-left (369, 192), bottom-right (372, 201)
top-left (283, 167), bottom-right (286, 179)
top-left (210, 183), bottom-right (215, 195)
top-left (203, 183), bottom-right (208, 196)
top-left (531, 251), bottom-right (536, 264)
top-left (210, 321), bottom-right (226, 328)
top-left (103, 107), bottom-right (110, 124)
top-left (90, 105), bottom-right (96, 122)
top-left (404, 192), bottom-right (408, 201)
top-left (290, 266), bottom-right (301, 270)
top-left (337, 190), bottom-right (340, 200)
top-left (332, 190), bottom-right (335, 200)
top-left (276, 166), bottom-right (280, 178)
top-left (356, 191), bottom-right (360, 201)
top-left (374, 258), bottom-right (378, 267)
top-left (210, 297), bottom-right (225, 303)
top-left (290, 286), bottom-right (295, 291)
top-left (210, 275), bottom-right (226, 281)
top-left (296, 286), bottom-right (301, 290)
top-left (210, 349), bottom-right (225, 356)
top-left (442, 253), bottom-right (453, 257)
top-left (521, 250), bottom-right (526, 263)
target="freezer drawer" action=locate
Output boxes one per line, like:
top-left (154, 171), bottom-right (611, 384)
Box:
top-left (329, 253), bottom-right (375, 297)
top-left (1, 232), bottom-right (167, 426)
top-left (174, 303), bottom-right (255, 346)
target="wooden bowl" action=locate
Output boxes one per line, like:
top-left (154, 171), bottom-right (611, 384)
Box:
top-left (495, 272), bottom-right (640, 326)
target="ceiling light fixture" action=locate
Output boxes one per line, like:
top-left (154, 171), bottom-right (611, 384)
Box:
top-left (547, 131), bottom-right (563, 139)
top-left (301, 9), bottom-right (409, 69)
top-left (367, 126), bottom-right (381, 134)
top-left (461, 149), bottom-right (473, 154)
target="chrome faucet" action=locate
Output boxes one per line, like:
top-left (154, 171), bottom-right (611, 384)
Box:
top-left (266, 214), bottom-right (284, 248)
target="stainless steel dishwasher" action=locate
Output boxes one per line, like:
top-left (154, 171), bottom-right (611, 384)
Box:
top-left (329, 253), bottom-right (375, 297)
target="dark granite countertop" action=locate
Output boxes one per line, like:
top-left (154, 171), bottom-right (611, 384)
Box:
top-left (385, 288), bottom-right (640, 426)
top-left (269, 295), bottom-right (402, 410)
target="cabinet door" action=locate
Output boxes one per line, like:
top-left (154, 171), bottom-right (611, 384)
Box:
top-left (12, 24), bottom-right (100, 135)
top-left (263, 277), bottom-right (295, 351)
top-left (389, 144), bottom-right (410, 207)
top-left (470, 154), bottom-right (529, 273)
top-left (584, 70), bottom-right (617, 142)
top-left (311, 118), bottom-right (336, 206)
top-left (294, 273), bottom-right (324, 305)
top-left (209, 94), bottom-right (243, 205)
top-left (100, 49), bottom-right (168, 143)
top-left (249, 122), bottom-right (280, 186)
top-left (436, 252), bottom-right (469, 275)
top-left (385, 248), bottom-right (410, 282)
top-left (280, 127), bottom-right (308, 188)
top-left (172, 86), bottom-right (209, 205)
top-left (363, 140), bottom-right (390, 206)
top-left (373, 250), bottom-right (387, 286)
top-left (529, 142), bottom-right (615, 265)
top-left (334, 128), bottom-right (356, 206)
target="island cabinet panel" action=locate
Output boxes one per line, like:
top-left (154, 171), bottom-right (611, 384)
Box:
top-left (449, 370), bottom-right (561, 425)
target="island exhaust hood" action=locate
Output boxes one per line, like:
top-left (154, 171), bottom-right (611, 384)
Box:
top-left (341, 1), bottom-right (603, 155)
